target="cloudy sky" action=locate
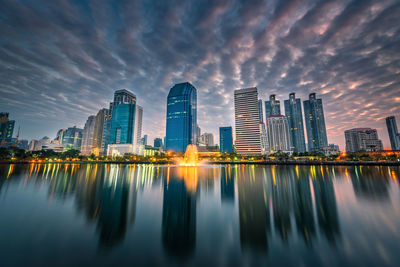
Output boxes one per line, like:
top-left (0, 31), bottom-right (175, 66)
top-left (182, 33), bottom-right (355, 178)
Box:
top-left (1, 0), bottom-right (399, 149)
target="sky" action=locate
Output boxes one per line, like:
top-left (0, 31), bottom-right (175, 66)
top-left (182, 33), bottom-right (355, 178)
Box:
top-left (0, 0), bottom-right (399, 150)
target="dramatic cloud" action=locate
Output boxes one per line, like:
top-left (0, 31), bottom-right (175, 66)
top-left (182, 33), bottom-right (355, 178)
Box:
top-left (0, 0), bottom-right (399, 149)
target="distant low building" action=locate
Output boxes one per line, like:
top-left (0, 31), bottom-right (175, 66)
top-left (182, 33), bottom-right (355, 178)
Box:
top-left (322, 145), bottom-right (340, 157)
top-left (107, 144), bottom-right (135, 157)
top-left (143, 145), bottom-right (162, 157)
top-left (345, 128), bottom-right (383, 152)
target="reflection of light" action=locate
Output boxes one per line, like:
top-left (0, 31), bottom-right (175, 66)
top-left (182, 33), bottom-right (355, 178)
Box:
top-left (7, 164), bottom-right (14, 178)
top-left (391, 170), bottom-right (397, 182)
top-left (177, 166), bottom-right (199, 192)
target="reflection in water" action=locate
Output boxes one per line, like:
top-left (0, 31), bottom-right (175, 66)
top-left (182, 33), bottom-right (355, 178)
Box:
top-left (238, 165), bottom-right (269, 251)
top-left (220, 166), bottom-right (235, 202)
top-left (0, 164), bottom-right (400, 266)
top-left (162, 167), bottom-right (196, 259)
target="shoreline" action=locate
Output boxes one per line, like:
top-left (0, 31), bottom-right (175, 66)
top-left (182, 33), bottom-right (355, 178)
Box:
top-left (1, 160), bottom-right (399, 166)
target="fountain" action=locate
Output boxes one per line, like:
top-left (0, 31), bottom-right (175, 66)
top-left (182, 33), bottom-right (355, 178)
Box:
top-left (179, 144), bottom-right (199, 166)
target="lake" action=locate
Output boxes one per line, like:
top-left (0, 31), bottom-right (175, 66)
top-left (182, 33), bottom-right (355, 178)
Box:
top-left (0, 164), bottom-right (399, 266)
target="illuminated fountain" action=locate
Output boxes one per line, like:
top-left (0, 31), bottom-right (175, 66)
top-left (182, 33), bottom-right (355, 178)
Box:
top-left (178, 144), bottom-right (199, 166)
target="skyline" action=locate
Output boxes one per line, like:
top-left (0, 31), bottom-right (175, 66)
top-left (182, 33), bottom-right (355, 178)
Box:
top-left (1, 0), bottom-right (400, 149)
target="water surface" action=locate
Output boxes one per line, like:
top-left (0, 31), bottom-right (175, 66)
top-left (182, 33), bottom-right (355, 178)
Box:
top-left (0, 164), bottom-right (399, 266)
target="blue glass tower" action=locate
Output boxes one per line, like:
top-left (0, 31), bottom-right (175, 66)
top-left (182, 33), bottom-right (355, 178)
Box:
top-left (166, 82), bottom-right (197, 153)
top-left (265, 94), bottom-right (281, 119)
top-left (219, 126), bottom-right (233, 153)
top-left (284, 93), bottom-right (306, 153)
top-left (109, 104), bottom-right (136, 144)
top-left (304, 93), bottom-right (328, 152)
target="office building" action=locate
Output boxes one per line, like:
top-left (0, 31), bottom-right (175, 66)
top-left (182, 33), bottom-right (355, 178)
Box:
top-left (284, 93), bottom-right (306, 153)
top-left (234, 87), bottom-right (261, 155)
top-left (165, 82), bottom-right (197, 153)
top-left (109, 89), bottom-right (136, 113)
top-left (109, 103), bottom-right (135, 145)
top-left (81, 115), bottom-right (96, 156)
top-left (219, 127), bottom-right (233, 154)
top-left (259, 123), bottom-right (269, 155)
top-left (141, 134), bottom-right (148, 146)
top-left (0, 113), bottom-right (15, 144)
top-left (258, 100), bottom-right (264, 122)
top-left (199, 133), bottom-right (214, 146)
top-left (345, 128), bottom-right (383, 152)
top-left (266, 115), bottom-right (291, 152)
top-left (304, 93), bottom-right (328, 152)
top-left (133, 105), bottom-right (143, 154)
top-left (385, 116), bottom-right (400, 150)
top-left (62, 126), bottom-right (83, 151)
top-left (91, 108), bottom-right (109, 156)
top-left (154, 138), bottom-right (163, 148)
top-left (265, 94), bottom-right (281, 119)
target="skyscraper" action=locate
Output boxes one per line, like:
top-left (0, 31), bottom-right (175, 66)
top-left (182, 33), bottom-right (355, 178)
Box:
top-left (165, 82), bottom-right (197, 153)
top-left (81, 115), bottom-right (96, 155)
top-left (259, 122), bottom-right (269, 155)
top-left (92, 108), bottom-right (109, 156)
top-left (234, 87), bottom-right (261, 155)
top-left (62, 126), bottom-right (83, 151)
top-left (154, 138), bottom-right (163, 148)
top-left (258, 99), bottom-right (264, 123)
top-left (284, 93), bottom-right (306, 153)
top-left (303, 93), bottom-right (328, 152)
top-left (109, 104), bottom-right (136, 145)
top-left (266, 115), bottom-right (291, 152)
top-left (345, 128), bottom-right (383, 152)
top-left (265, 94), bottom-right (281, 119)
top-left (199, 133), bottom-right (214, 146)
top-left (385, 116), bottom-right (400, 150)
top-left (219, 127), bottom-right (233, 154)
top-left (133, 105), bottom-right (143, 154)
top-left (141, 134), bottom-right (148, 146)
top-left (0, 113), bottom-right (15, 144)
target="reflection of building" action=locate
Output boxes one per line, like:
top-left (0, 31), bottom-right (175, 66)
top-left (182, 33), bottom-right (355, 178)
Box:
top-left (386, 116), bottom-right (400, 150)
top-left (238, 166), bottom-right (268, 251)
top-left (345, 128), bottom-right (383, 152)
top-left (304, 93), bottom-right (328, 152)
top-left (219, 127), bottom-right (233, 154)
top-left (234, 87), bottom-right (261, 155)
top-left (284, 93), bottom-right (306, 153)
top-left (313, 168), bottom-right (340, 243)
top-left (162, 169), bottom-right (196, 258)
top-left (166, 82), bottom-right (197, 153)
top-left (220, 167), bottom-right (234, 202)
top-left (350, 167), bottom-right (389, 200)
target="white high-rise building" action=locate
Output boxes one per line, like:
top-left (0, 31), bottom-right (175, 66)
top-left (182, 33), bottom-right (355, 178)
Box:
top-left (259, 122), bottom-right (269, 155)
top-left (234, 87), bottom-right (261, 155)
top-left (133, 105), bottom-right (143, 154)
top-left (81, 115), bottom-right (96, 155)
top-left (266, 115), bottom-right (291, 153)
top-left (199, 133), bottom-right (214, 146)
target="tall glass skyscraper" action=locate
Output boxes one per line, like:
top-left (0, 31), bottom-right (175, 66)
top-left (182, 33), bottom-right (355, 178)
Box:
top-left (284, 93), bottom-right (306, 153)
top-left (81, 115), bottom-right (96, 155)
top-left (62, 126), bottom-right (83, 151)
top-left (166, 82), bottom-right (197, 153)
top-left (109, 104), bottom-right (136, 144)
top-left (385, 116), bottom-right (400, 150)
top-left (265, 94), bottom-right (281, 119)
top-left (219, 127), bottom-right (233, 153)
top-left (303, 93), bottom-right (328, 151)
top-left (258, 100), bottom-right (264, 122)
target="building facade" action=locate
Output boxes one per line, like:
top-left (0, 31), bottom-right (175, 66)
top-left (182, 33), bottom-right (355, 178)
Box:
top-left (234, 87), bottom-right (261, 155)
top-left (133, 105), bottom-right (143, 154)
top-left (62, 126), bottom-right (83, 151)
top-left (266, 115), bottom-right (291, 153)
top-left (385, 116), bottom-right (400, 150)
top-left (91, 108), bottom-right (108, 156)
top-left (165, 82), bottom-right (197, 153)
top-left (258, 99), bottom-right (264, 123)
top-left (109, 104), bottom-right (136, 145)
top-left (345, 128), bottom-right (383, 152)
top-left (303, 93), bottom-right (328, 152)
top-left (81, 115), bottom-right (96, 155)
top-left (0, 113), bottom-right (15, 146)
top-left (219, 127), bottom-right (233, 154)
top-left (284, 93), bottom-right (306, 153)
top-left (265, 94), bottom-right (281, 119)
top-left (259, 122), bottom-right (269, 155)
top-left (154, 138), bottom-right (163, 148)
top-left (199, 133), bottom-right (214, 146)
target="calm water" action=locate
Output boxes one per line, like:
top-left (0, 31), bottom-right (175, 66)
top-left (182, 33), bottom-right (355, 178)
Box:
top-left (1, 164), bottom-right (400, 267)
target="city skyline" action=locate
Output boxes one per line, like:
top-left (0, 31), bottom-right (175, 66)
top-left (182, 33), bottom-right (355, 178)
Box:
top-left (1, 0), bottom-right (400, 150)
